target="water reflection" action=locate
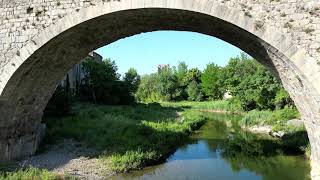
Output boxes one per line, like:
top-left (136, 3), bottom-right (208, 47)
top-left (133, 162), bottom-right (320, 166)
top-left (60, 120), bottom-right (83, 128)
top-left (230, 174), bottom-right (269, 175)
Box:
top-left (111, 113), bottom-right (310, 180)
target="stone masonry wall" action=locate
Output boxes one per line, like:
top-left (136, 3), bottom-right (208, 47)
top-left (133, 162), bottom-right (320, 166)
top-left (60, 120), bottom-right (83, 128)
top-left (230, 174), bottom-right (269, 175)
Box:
top-left (0, 1), bottom-right (320, 179)
top-left (0, 0), bottom-right (319, 72)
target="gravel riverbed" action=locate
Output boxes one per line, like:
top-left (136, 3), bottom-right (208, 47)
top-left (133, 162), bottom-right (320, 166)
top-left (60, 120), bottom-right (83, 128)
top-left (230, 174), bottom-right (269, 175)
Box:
top-left (18, 139), bottom-right (113, 179)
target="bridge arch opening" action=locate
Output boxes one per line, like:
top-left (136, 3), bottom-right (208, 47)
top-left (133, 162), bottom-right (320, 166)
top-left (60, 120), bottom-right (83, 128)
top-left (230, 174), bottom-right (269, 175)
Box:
top-left (0, 3), bottom-right (319, 179)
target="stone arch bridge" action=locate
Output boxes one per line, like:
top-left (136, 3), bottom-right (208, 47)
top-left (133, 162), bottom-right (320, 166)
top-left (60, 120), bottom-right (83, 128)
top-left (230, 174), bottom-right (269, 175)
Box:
top-left (0, 0), bottom-right (320, 179)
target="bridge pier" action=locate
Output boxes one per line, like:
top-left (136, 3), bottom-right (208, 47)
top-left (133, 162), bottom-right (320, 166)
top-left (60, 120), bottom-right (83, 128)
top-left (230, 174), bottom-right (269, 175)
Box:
top-left (306, 121), bottom-right (320, 180)
top-left (311, 157), bottom-right (320, 180)
top-left (0, 123), bottom-right (45, 163)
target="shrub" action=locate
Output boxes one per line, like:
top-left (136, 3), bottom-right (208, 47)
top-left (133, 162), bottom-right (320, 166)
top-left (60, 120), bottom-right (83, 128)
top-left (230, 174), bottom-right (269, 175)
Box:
top-left (274, 89), bottom-right (294, 109)
top-left (109, 149), bottom-right (157, 172)
top-left (269, 106), bottom-right (300, 124)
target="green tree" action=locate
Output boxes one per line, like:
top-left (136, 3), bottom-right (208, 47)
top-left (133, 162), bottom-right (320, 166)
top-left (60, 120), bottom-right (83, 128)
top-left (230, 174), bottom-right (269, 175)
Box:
top-left (82, 58), bottom-right (119, 103)
top-left (174, 62), bottom-right (189, 100)
top-left (156, 65), bottom-right (179, 101)
top-left (222, 53), bottom-right (291, 111)
top-left (176, 61), bottom-right (188, 86)
top-left (224, 53), bottom-right (257, 91)
top-left (123, 68), bottom-right (141, 94)
top-left (135, 74), bottom-right (160, 102)
top-left (201, 63), bottom-right (225, 100)
top-left (81, 58), bottom-right (135, 104)
top-left (234, 65), bottom-right (281, 110)
top-left (184, 68), bottom-right (202, 85)
top-left (187, 80), bottom-right (203, 101)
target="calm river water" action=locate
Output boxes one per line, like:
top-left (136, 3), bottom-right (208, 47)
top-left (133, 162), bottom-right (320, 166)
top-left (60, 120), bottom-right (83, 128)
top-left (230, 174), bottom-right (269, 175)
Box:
top-left (111, 113), bottom-right (311, 180)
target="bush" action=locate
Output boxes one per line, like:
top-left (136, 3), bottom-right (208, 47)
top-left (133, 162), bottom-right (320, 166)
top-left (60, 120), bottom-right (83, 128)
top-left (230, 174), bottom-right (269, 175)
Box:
top-left (269, 106), bottom-right (300, 124)
top-left (109, 149), bottom-right (157, 172)
top-left (274, 89), bottom-right (294, 109)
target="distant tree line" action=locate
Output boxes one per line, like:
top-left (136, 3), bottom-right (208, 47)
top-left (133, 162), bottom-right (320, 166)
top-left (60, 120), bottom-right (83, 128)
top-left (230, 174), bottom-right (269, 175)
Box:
top-left (45, 53), bottom-right (294, 116)
top-left (135, 53), bottom-right (294, 111)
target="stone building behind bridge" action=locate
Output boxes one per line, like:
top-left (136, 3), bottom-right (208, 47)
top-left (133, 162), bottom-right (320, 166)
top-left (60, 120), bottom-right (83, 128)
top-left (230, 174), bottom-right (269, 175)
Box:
top-left (59, 51), bottom-right (103, 95)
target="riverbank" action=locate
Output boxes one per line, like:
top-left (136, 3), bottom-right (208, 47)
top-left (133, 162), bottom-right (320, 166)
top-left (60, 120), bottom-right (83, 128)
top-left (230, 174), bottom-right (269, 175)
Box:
top-left (112, 113), bottom-right (311, 180)
top-left (0, 101), bottom-right (310, 179)
top-left (1, 102), bottom-right (207, 179)
top-left (163, 101), bottom-right (309, 156)
top-left (17, 139), bottom-right (107, 179)
top-left (237, 107), bottom-right (310, 157)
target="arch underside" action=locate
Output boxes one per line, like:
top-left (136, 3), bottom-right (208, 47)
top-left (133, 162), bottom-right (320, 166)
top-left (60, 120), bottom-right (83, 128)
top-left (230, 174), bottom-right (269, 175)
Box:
top-left (0, 7), bottom-right (319, 179)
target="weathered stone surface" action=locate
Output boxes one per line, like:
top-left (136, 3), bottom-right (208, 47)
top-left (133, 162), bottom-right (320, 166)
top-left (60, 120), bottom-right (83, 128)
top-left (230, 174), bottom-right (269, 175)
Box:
top-left (272, 131), bottom-right (286, 138)
top-left (287, 119), bottom-right (305, 128)
top-left (0, 0), bottom-right (319, 179)
top-left (0, 123), bottom-right (44, 162)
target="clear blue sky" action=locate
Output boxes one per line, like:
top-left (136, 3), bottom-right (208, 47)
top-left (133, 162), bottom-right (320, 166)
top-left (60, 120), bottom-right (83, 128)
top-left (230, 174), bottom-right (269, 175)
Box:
top-left (95, 31), bottom-right (244, 76)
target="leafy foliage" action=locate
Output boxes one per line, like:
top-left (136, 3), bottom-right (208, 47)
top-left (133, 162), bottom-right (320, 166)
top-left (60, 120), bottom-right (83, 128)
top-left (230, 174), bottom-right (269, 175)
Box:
top-left (274, 89), bottom-right (294, 109)
top-left (123, 68), bottom-right (141, 94)
top-left (201, 63), bottom-right (225, 100)
top-left (156, 65), bottom-right (180, 101)
top-left (135, 54), bottom-right (294, 113)
top-left (224, 54), bottom-right (282, 111)
top-left (80, 58), bottom-right (136, 105)
top-left (184, 68), bottom-right (202, 85)
top-left (81, 58), bottom-right (119, 103)
top-left (135, 74), bottom-right (162, 102)
top-left (186, 81), bottom-right (203, 101)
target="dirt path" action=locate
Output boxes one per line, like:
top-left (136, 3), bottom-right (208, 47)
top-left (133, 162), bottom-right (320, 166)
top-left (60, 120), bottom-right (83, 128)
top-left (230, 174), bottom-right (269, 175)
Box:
top-left (18, 139), bottom-right (113, 179)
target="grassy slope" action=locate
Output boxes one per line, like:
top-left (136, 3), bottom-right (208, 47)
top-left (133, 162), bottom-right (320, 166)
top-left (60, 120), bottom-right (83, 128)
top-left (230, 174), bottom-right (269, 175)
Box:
top-left (1, 101), bottom-right (306, 178)
top-left (42, 103), bottom-right (206, 173)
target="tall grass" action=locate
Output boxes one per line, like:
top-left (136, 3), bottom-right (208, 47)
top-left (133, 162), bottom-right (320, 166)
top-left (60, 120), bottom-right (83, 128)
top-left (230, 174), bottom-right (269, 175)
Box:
top-left (0, 167), bottom-right (74, 180)
top-left (240, 106), bottom-right (300, 127)
top-left (161, 100), bottom-right (243, 113)
top-left (240, 110), bottom-right (273, 126)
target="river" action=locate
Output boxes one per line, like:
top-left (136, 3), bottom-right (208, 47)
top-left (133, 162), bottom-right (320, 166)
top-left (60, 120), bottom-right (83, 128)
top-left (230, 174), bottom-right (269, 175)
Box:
top-left (110, 113), bottom-right (311, 180)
